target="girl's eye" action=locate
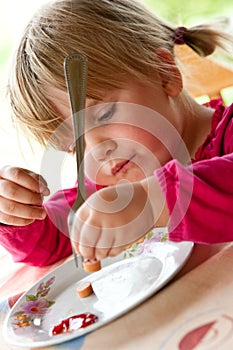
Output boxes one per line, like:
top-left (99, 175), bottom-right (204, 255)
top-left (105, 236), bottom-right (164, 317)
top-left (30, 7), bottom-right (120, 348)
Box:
top-left (98, 103), bottom-right (116, 123)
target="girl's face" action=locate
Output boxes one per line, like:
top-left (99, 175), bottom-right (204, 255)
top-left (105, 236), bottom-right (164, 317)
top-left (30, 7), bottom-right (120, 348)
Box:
top-left (84, 80), bottom-right (184, 185)
top-left (49, 79), bottom-right (184, 186)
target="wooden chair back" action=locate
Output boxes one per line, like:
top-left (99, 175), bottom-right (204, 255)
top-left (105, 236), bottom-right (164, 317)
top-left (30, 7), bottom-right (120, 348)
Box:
top-left (175, 45), bottom-right (233, 100)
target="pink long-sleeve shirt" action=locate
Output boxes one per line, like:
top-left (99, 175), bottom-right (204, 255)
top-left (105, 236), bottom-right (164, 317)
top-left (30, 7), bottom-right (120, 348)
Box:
top-left (156, 100), bottom-right (233, 243)
top-left (0, 100), bottom-right (232, 266)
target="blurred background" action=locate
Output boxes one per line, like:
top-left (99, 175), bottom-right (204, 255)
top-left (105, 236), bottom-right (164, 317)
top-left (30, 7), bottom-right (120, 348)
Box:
top-left (0, 0), bottom-right (233, 183)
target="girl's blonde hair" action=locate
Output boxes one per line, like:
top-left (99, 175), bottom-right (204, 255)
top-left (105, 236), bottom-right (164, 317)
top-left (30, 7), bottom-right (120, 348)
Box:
top-left (8, 0), bottom-right (232, 148)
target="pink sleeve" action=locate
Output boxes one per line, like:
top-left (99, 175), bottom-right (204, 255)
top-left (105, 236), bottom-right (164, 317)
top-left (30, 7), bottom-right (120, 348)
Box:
top-left (0, 179), bottom-right (99, 266)
top-left (155, 154), bottom-right (233, 244)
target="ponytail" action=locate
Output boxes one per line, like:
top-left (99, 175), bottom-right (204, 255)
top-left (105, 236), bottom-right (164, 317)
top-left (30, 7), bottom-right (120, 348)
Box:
top-left (173, 19), bottom-right (232, 57)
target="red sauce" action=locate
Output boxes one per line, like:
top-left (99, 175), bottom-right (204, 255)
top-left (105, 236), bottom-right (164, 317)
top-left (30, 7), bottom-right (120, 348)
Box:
top-left (52, 312), bottom-right (98, 335)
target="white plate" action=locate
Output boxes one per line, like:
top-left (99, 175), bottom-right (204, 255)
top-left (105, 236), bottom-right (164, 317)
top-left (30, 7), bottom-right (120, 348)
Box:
top-left (3, 230), bottom-right (193, 348)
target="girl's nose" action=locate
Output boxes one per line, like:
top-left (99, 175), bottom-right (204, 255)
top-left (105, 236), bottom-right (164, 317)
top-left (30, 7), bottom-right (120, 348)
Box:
top-left (90, 139), bottom-right (117, 162)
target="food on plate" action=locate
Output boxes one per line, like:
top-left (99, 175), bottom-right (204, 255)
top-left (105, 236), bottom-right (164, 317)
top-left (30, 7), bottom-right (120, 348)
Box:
top-left (82, 258), bottom-right (101, 272)
top-left (76, 282), bottom-right (93, 298)
top-left (51, 312), bottom-right (98, 335)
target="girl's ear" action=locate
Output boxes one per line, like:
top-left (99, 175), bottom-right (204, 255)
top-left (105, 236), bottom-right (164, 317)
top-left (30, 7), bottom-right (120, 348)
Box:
top-left (155, 48), bottom-right (183, 97)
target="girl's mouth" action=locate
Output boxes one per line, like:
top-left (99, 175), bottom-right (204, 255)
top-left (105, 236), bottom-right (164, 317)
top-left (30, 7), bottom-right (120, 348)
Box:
top-left (111, 156), bottom-right (134, 175)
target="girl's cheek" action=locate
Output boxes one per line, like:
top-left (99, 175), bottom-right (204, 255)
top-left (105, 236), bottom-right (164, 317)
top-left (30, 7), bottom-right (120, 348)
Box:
top-left (84, 152), bottom-right (103, 184)
top-left (84, 152), bottom-right (96, 179)
top-left (84, 154), bottom-right (113, 186)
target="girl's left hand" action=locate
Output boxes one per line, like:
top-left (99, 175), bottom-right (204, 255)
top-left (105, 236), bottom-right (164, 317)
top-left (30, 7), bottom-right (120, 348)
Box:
top-left (71, 177), bottom-right (167, 260)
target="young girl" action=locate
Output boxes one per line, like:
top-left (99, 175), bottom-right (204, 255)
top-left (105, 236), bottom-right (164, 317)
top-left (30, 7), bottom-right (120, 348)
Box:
top-left (0, 0), bottom-right (232, 265)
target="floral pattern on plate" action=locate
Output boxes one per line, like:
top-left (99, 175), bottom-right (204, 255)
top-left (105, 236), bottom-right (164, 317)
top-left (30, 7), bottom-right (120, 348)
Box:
top-left (123, 229), bottom-right (168, 259)
top-left (12, 276), bottom-right (56, 329)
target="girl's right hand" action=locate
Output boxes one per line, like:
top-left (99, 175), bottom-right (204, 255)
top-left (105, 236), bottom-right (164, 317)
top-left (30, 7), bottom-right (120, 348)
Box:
top-left (0, 166), bottom-right (50, 226)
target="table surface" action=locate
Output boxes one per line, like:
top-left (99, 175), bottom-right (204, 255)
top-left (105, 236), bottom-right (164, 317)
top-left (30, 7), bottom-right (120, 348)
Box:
top-left (1, 242), bottom-right (233, 349)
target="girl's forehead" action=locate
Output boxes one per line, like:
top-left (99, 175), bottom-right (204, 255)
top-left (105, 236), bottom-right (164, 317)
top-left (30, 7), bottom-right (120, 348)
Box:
top-left (46, 85), bottom-right (142, 116)
top-left (45, 86), bottom-right (69, 104)
top-left (46, 86), bottom-right (102, 105)
top-left (45, 86), bottom-right (105, 119)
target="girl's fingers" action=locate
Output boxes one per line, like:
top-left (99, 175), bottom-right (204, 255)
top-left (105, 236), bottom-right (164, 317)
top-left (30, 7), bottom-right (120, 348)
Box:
top-left (73, 225), bottom-right (120, 261)
top-left (0, 166), bottom-right (49, 195)
top-left (0, 211), bottom-right (36, 226)
top-left (78, 244), bottom-right (95, 260)
top-left (0, 181), bottom-right (45, 205)
top-left (73, 220), bottom-right (100, 260)
top-left (0, 196), bottom-right (47, 220)
top-left (107, 246), bottom-right (127, 258)
top-left (72, 242), bottom-right (81, 256)
top-left (94, 231), bottom-right (115, 260)
top-left (94, 247), bottom-right (111, 260)
top-left (27, 171), bottom-right (50, 195)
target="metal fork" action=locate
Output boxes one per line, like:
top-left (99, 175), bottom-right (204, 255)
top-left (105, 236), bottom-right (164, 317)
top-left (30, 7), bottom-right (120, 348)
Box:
top-left (64, 53), bottom-right (88, 268)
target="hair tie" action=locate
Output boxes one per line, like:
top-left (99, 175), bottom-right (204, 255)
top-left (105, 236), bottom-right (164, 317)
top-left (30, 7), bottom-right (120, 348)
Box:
top-left (174, 26), bottom-right (187, 45)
